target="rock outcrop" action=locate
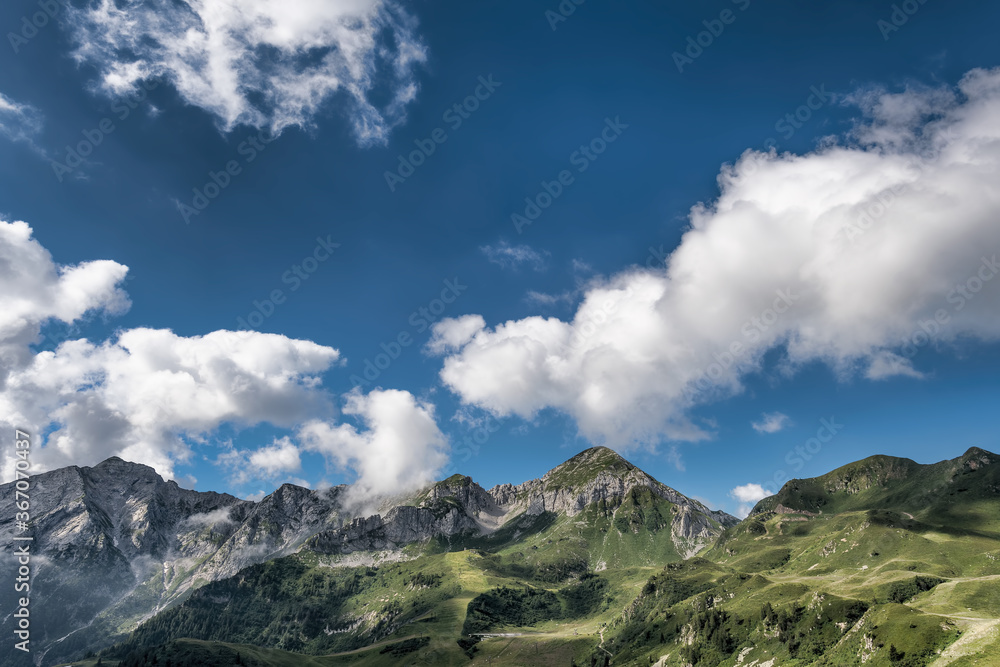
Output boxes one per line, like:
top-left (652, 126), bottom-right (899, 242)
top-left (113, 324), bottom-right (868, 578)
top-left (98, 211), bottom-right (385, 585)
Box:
top-left (488, 447), bottom-right (738, 537)
top-left (0, 446), bottom-right (737, 664)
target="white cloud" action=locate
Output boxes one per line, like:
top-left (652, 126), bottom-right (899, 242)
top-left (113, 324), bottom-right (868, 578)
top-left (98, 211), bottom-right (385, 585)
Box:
top-left (437, 68), bottom-right (1000, 450)
top-left (0, 92), bottom-right (43, 147)
top-left (480, 241), bottom-right (548, 271)
top-left (426, 315), bottom-right (486, 355)
top-left (0, 219), bottom-right (340, 484)
top-left (1, 219), bottom-right (448, 502)
top-left (0, 219), bottom-right (130, 380)
top-left (864, 350), bottom-right (925, 380)
top-left (665, 444), bottom-right (685, 472)
top-left (525, 290), bottom-right (576, 307)
top-left (2, 327), bottom-right (339, 482)
top-left (298, 388), bottom-right (448, 504)
top-left (219, 436), bottom-right (305, 486)
top-left (751, 412), bottom-right (791, 434)
top-left (248, 437), bottom-right (302, 478)
top-left (65, 0), bottom-right (427, 143)
top-left (729, 483), bottom-right (770, 518)
top-left (183, 507), bottom-right (233, 529)
top-left (215, 436), bottom-right (312, 488)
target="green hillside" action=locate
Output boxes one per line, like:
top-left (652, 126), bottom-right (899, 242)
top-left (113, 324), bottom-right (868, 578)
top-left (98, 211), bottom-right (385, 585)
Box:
top-left (61, 447), bottom-right (1000, 667)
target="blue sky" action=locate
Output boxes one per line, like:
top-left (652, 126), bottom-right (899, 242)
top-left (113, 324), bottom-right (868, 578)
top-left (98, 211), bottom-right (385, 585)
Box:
top-left (1, 0), bottom-right (999, 516)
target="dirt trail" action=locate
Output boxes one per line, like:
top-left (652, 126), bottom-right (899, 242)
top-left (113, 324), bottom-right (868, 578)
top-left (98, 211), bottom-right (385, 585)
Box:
top-left (598, 627), bottom-right (613, 658)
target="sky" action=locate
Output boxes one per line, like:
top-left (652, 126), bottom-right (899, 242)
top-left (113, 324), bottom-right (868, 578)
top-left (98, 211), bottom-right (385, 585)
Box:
top-left (1, 0), bottom-right (999, 517)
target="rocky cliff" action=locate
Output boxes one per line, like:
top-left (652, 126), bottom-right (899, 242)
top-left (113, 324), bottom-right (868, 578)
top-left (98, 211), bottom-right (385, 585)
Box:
top-left (488, 447), bottom-right (738, 553)
top-left (0, 447), bottom-right (736, 665)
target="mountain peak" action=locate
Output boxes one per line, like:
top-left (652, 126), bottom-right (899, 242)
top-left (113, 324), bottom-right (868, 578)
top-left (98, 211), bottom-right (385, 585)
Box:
top-left (751, 446), bottom-right (999, 516)
top-left (86, 456), bottom-right (163, 485)
top-left (963, 446), bottom-right (993, 460)
top-left (576, 445), bottom-right (627, 462)
top-left (91, 455), bottom-right (157, 473)
top-left (542, 446), bottom-right (634, 488)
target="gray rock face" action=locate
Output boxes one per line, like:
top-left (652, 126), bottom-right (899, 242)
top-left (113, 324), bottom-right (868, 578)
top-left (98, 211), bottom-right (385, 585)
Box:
top-left (0, 459), bottom-right (347, 666)
top-left (0, 458), bottom-right (245, 665)
top-left (307, 505), bottom-right (478, 554)
top-left (195, 482), bottom-right (346, 580)
top-left (486, 447), bottom-right (739, 539)
top-left (0, 447), bottom-right (736, 665)
top-left (307, 475), bottom-right (505, 554)
top-left (307, 448), bottom-right (738, 560)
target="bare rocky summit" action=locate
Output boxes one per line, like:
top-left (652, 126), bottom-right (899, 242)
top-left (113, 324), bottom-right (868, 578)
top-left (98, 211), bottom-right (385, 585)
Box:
top-left (0, 446), bottom-right (736, 664)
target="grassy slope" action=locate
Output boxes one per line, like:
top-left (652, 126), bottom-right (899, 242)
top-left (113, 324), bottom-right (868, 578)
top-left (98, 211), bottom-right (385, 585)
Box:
top-left (61, 449), bottom-right (1000, 667)
top-left (598, 448), bottom-right (1000, 667)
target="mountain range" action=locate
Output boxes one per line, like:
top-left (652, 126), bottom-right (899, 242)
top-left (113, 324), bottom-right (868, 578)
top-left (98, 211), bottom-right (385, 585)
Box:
top-left (1, 446), bottom-right (997, 666)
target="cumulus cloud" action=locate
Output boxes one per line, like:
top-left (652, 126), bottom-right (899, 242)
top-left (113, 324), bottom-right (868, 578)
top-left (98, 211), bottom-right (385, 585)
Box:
top-left (248, 437), bottom-right (303, 478)
top-left (436, 68), bottom-right (1000, 450)
top-left (2, 326), bottom-right (340, 482)
top-left (1, 219), bottom-right (448, 502)
top-left (0, 219), bottom-right (338, 483)
top-left (751, 412), bottom-right (791, 434)
top-left (426, 315), bottom-right (486, 355)
top-left (480, 241), bottom-right (549, 271)
top-left (0, 219), bottom-right (130, 380)
top-left (218, 436), bottom-right (305, 486)
top-left (729, 483), bottom-right (770, 518)
top-left (298, 388), bottom-right (449, 504)
top-left (65, 0), bottom-right (427, 143)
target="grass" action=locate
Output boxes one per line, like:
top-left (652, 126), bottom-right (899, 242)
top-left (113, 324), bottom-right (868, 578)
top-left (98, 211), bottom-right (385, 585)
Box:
top-left (57, 447), bottom-right (1000, 666)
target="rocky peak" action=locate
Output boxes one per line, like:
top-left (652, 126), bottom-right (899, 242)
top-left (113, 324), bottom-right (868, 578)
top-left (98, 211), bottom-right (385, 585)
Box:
top-left (543, 446), bottom-right (635, 487)
top-left (962, 446), bottom-right (994, 470)
top-left (423, 474), bottom-right (500, 515)
top-left (486, 447), bottom-right (738, 532)
top-left (1, 449), bottom-right (740, 662)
